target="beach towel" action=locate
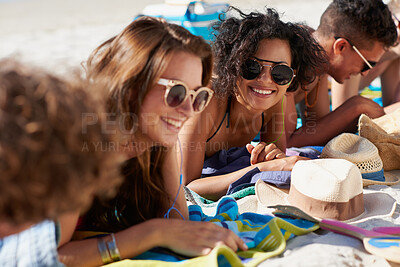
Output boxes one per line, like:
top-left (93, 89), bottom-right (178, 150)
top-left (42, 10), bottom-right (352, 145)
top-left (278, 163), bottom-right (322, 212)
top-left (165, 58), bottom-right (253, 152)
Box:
top-left (185, 185), bottom-right (255, 206)
top-left (109, 196), bottom-right (318, 267)
top-left (185, 185), bottom-right (259, 216)
top-left (108, 245), bottom-right (243, 267)
top-left (227, 169), bottom-right (291, 193)
top-left (202, 146), bottom-right (292, 191)
top-left (286, 146), bottom-right (324, 159)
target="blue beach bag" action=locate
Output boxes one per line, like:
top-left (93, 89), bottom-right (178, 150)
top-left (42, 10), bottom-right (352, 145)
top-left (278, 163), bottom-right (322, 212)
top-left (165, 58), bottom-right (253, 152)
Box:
top-left (136, 1), bottom-right (229, 41)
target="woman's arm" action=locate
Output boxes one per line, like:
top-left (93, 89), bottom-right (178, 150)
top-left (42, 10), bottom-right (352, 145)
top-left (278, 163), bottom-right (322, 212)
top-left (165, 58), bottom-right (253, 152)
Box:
top-left (58, 218), bottom-right (247, 266)
top-left (187, 156), bottom-right (307, 201)
top-left (58, 219), bottom-right (161, 266)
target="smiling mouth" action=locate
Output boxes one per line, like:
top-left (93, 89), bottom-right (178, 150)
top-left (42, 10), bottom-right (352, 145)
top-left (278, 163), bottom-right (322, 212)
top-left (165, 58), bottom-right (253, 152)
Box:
top-left (250, 86), bottom-right (275, 96)
top-left (160, 117), bottom-right (184, 130)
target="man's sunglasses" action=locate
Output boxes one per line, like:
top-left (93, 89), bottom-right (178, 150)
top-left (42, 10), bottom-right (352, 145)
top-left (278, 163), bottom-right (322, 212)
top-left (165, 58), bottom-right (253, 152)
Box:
top-left (241, 57), bottom-right (296, 86)
top-left (157, 78), bottom-right (214, 113)
top-left (334, 36), bottom-right (377, 73)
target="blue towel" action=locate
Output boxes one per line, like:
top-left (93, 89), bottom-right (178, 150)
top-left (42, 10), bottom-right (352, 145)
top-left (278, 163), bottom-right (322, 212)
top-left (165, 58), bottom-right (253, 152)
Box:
top-left (286, 146), bottom-right (324, 159)
top-left (202, 147), bottom-right (291, 192)
top-left (202, 147), bottom-right (252, 177)
top-left (125, 196), bottom-right (318, 267)
top-left (227, 169), bottom-right (291, 194)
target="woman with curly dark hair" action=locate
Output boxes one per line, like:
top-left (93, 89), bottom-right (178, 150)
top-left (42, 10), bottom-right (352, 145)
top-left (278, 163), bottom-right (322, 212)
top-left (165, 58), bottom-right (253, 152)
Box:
top-left (57, 17), bottom-right (247, 266)
top-left (179, 7), bottom-right (328, 200)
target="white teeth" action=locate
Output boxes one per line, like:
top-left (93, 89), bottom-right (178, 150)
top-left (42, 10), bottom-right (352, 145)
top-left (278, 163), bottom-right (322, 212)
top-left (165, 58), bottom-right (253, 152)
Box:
top-left (162, 117), bottom-right (183, 128)
top-left (252, 88), bottom-right (273, 95)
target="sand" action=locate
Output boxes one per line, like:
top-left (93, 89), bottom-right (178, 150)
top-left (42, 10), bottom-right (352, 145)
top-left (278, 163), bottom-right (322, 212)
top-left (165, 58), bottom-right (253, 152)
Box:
top-left (0, 0), bottom-right (330, 75)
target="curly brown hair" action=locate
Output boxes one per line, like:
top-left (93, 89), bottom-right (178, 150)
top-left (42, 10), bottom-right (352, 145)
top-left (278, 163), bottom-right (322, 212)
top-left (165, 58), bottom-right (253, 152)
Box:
top-left (0, 59), bottom-right (123, 226)
top-left (82, 16), bottom-right (213, 232)
top-left (211, 7), bottom-right (328, 98)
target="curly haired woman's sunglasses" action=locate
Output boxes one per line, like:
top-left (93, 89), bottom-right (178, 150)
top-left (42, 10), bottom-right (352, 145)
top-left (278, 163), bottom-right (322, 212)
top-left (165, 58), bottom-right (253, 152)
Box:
top-left (157, 78), bottom-right (214, 113)
top-left (241, 57), bottom-right (296, 85)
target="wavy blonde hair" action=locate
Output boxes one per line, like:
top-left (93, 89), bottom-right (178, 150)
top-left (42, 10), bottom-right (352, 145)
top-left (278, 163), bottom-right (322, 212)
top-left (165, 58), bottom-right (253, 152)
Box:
top-left (82, 17), bottom-right (213, 231)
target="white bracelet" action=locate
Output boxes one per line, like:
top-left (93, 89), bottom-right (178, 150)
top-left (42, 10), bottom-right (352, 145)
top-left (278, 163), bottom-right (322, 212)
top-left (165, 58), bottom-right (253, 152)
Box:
top-left (106, 233), bottom-right (121, 262)
top-left (97, 237), bottom-right (112, 264)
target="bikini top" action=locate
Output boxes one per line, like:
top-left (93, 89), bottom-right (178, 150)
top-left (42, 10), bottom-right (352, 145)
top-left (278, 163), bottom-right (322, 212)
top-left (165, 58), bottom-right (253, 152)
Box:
top-left (206, 95), bottom-right (265, 142)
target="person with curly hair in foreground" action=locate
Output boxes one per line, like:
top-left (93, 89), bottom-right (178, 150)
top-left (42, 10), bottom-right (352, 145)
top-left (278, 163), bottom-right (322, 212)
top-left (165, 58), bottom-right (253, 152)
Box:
top-left (285, 0), bottom-right (398, 148)
top-left (0, 59), bottom-right (123, 266)
top-left (57, 17), bottom-right (247, 266)
top-left (179, 7), bottom-right (328, 200)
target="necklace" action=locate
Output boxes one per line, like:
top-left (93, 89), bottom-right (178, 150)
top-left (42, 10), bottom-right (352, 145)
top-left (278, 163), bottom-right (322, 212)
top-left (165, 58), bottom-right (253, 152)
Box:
top-left (304, 76), bottom-right (320, 117)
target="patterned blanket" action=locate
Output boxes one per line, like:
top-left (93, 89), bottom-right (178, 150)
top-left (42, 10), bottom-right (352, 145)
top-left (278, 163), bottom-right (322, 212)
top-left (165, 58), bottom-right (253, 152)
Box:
top-left (110, 196), bottom-right (318, 267)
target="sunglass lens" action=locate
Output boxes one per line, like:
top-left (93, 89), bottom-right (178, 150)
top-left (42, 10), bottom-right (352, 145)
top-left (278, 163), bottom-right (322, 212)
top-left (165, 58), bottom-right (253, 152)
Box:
top-left (271, 65), bottom-right (294, 85)
top-left (166, 85), bottom-right (186, 107)
top-left (193, 90), bottom-right (210, 112)
top-left (241, 59), bottom-right (261, 80)
top-left (361, 61), bottom-right (377, 73)
top-left (361, 64), bottom-right (369, 73)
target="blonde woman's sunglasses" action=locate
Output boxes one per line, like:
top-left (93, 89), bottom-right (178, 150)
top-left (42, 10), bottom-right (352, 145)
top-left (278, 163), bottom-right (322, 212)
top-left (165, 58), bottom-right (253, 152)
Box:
top-left (157, 78), bottom-right (214, 113)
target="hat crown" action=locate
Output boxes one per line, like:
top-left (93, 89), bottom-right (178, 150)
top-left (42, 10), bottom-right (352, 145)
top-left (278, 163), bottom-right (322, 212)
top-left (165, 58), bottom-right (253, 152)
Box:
top-left (320, 133), bottom-right (383, 174)
top-left (287, 158), bottom-right (365, 221)
top-left (290, 159), bottom-right (363, 202)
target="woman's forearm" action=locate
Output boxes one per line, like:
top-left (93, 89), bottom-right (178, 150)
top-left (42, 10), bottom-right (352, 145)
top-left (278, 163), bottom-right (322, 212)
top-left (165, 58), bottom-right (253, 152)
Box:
top-left (58, 220), bottom-right (159, 267)
top-left (187, 165), bottom-right (261, 201)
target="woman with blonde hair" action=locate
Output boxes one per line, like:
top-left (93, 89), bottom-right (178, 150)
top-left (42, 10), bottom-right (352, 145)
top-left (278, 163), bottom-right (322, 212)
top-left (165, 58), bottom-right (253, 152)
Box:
top-left (58, 16), bottom-right (247, 266)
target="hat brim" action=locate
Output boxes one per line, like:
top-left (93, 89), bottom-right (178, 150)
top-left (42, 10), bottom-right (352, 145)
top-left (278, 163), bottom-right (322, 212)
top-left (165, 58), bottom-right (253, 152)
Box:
top-left (348, 191), bottom-right (396, 223)
top-left (362, 170), bottom-right (400, 187)
top-left (255, 180), bottom-right (396, 224)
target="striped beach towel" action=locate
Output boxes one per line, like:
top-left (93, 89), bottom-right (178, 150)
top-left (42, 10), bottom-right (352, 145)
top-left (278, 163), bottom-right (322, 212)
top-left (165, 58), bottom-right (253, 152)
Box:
top-left (111, 196), bottom-right (318, 266)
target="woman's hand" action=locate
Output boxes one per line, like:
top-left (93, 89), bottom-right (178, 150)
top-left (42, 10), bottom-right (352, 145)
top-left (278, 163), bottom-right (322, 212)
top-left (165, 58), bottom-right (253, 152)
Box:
top-left (256, 155), bottom-right (309, 172)
top-left (246, 142), bottom-right (286, 165)
top-left (153, 219), bottom-right (248, 257)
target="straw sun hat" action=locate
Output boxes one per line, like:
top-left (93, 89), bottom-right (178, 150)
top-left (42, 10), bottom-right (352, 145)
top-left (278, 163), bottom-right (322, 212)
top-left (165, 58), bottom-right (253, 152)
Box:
top-left (256, 159), bottom-right (396, 224)
top-left (320, 133), bottom-right (400, 186)
top-left (358, 110), bottom-right (400, 171)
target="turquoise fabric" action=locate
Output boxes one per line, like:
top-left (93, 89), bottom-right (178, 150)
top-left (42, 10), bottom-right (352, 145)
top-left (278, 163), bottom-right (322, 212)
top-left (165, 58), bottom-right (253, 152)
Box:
top-left (116, 196), bottom-right (318, 267)
top-left (184, 185), bottom-right (255, 206)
